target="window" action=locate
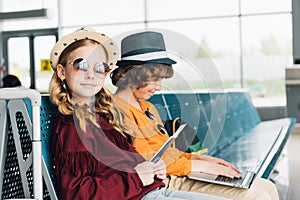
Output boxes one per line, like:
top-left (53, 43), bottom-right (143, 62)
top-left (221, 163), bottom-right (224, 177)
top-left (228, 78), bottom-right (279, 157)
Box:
top-left (242, 14), bottom-right (292, 106)
top-left (7, 37), bottom-right (30, 87)
top-left (1, 0), bottom-right (292, 106)
top-left (34, 35), bottom-right (56, 93)
top-left (145, 0), bottom-right (292, 106)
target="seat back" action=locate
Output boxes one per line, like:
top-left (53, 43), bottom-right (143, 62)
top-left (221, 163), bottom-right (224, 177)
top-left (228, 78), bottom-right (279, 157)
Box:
top-left (149, 90), bottom-right (262, 156)
top-left (40, 95), bottom-right (60, 200)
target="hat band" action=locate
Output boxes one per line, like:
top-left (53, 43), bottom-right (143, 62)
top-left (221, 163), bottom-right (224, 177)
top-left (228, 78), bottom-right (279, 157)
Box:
top-left (122, 51), bottom-right (169, 61)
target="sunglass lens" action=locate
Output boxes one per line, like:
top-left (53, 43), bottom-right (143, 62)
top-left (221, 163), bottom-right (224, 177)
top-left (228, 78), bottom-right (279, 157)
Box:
top-left (95, 62), bottom-right (110, 73)
top-left (145, 110), bottom-right (155, 120)
top-left (73, 58), bottom-right (88, 71)
top-left (157, 124), bottom-right (168, 135)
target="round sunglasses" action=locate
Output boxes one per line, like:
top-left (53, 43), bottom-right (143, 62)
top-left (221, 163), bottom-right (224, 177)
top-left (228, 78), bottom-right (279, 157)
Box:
top-left (145, 108), bottom-right (168, 135)
top-left (69, 58), bottom-right (110, 74)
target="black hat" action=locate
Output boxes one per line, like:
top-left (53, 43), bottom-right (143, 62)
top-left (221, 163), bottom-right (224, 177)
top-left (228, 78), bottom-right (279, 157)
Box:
top-left (116, 31), bottom-right (177, 67)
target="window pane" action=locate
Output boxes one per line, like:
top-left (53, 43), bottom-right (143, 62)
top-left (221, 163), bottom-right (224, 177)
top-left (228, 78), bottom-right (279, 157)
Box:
top-left (34, 35), bottom-right (56, 93)
top-left (7, 37), bottom-right (30, 88)
top-left (60, 0), bottom-right (144, 26)
top-left (148, 0), bottom-right (239, 20)
top-left (148, 19), bottom-right (241, 90)
top-left (241, 14), bottom-right (293, 106)
top-left (241, 0), bottom-right (291, 14)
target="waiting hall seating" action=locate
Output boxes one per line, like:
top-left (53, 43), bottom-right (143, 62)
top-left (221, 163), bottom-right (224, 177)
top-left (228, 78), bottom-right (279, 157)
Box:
top-left (0, 88), bottom-right (296, 199)
top-left (149, 90), bottom-right (296, 179)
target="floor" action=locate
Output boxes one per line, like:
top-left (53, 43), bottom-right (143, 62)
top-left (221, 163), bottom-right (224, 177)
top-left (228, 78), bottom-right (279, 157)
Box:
top-left (273, 131), bottom-right (300, 200)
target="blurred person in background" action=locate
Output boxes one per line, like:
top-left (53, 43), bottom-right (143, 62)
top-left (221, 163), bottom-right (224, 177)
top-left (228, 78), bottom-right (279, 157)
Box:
top-left (1, 74), bottom-right (22, 88)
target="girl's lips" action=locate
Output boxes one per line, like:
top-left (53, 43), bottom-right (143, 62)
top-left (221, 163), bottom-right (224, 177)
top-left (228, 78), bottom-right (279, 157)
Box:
top-left (81, 83), bottom-right (97, 87)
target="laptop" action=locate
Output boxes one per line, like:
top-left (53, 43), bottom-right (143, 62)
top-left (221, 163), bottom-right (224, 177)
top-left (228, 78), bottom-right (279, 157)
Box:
top-left (188, 170), bottom-right (256, 189)
top-left (187, 126), bottom-right (284, 189)
top-left (150, 124), bottom-right (187, 163)
top-left (150, 122), bottom-right (256, 188)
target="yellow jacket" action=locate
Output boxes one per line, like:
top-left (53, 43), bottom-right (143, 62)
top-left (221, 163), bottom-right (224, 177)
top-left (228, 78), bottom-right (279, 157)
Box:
top-left (114, 95), bottom-right (192, 176)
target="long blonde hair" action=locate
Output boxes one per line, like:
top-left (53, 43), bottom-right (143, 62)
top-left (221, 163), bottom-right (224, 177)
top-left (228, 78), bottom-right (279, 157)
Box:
top-left (49, 39), bottom-right (127, 136)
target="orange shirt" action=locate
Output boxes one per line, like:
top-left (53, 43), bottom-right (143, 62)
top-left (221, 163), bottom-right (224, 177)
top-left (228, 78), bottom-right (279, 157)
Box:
top-left (114, 95), bottom-right (192, 176)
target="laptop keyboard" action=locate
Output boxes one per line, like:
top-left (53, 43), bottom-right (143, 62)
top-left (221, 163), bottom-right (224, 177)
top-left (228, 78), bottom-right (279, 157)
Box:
top-left (215, 171), bottom-right (250, 186)
top-left (215, 175), bottom-right (243, 184)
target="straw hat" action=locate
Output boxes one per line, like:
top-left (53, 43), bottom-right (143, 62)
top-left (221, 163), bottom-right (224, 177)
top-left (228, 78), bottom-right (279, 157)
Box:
top-left (50, 27), bottom-right (119, 71)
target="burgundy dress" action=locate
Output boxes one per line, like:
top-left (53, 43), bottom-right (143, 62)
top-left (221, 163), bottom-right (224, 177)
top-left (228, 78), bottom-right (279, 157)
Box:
top-left (50, 114), bottom-right (164, 200)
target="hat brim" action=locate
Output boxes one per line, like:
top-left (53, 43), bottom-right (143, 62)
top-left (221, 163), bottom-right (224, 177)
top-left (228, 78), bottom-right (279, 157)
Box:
top-left (50, 27), bottom-right (119, 71)
top-left (116, 58), bottom-right (176, 67)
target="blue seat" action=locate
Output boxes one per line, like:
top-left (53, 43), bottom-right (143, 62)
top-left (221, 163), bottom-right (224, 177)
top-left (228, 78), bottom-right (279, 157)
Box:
top-left (1, 88), bottom-right (294, 200)
top-left (40, 95), bottom-right (60, 199)
top-left (149, 90), bottom-right (296, 179)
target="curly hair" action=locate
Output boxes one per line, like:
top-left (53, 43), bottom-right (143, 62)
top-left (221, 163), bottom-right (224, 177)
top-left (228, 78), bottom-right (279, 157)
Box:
top-left (49, 39), bottom-right (129, 139)
top-left (110, 63), bottom-right (174, 90)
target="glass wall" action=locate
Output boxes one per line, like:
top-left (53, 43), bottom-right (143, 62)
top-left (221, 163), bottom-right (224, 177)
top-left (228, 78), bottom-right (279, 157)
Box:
top-left (0, 0), bottom-right (292, 106)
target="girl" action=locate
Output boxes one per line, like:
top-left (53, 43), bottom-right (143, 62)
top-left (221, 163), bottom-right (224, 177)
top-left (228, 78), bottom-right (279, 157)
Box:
top-left (110, 31), bottom-right (279, 200)
top-left (48, 27), bottom-right (227, 200)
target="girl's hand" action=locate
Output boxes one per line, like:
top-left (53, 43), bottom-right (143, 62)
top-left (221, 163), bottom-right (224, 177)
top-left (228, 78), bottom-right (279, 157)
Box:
top-left (191, 159), bottom-right (241, 179)
top-left (153, 159), bottom-right (167, 180)
top-left (135, 161), bottom-right (155, 186)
